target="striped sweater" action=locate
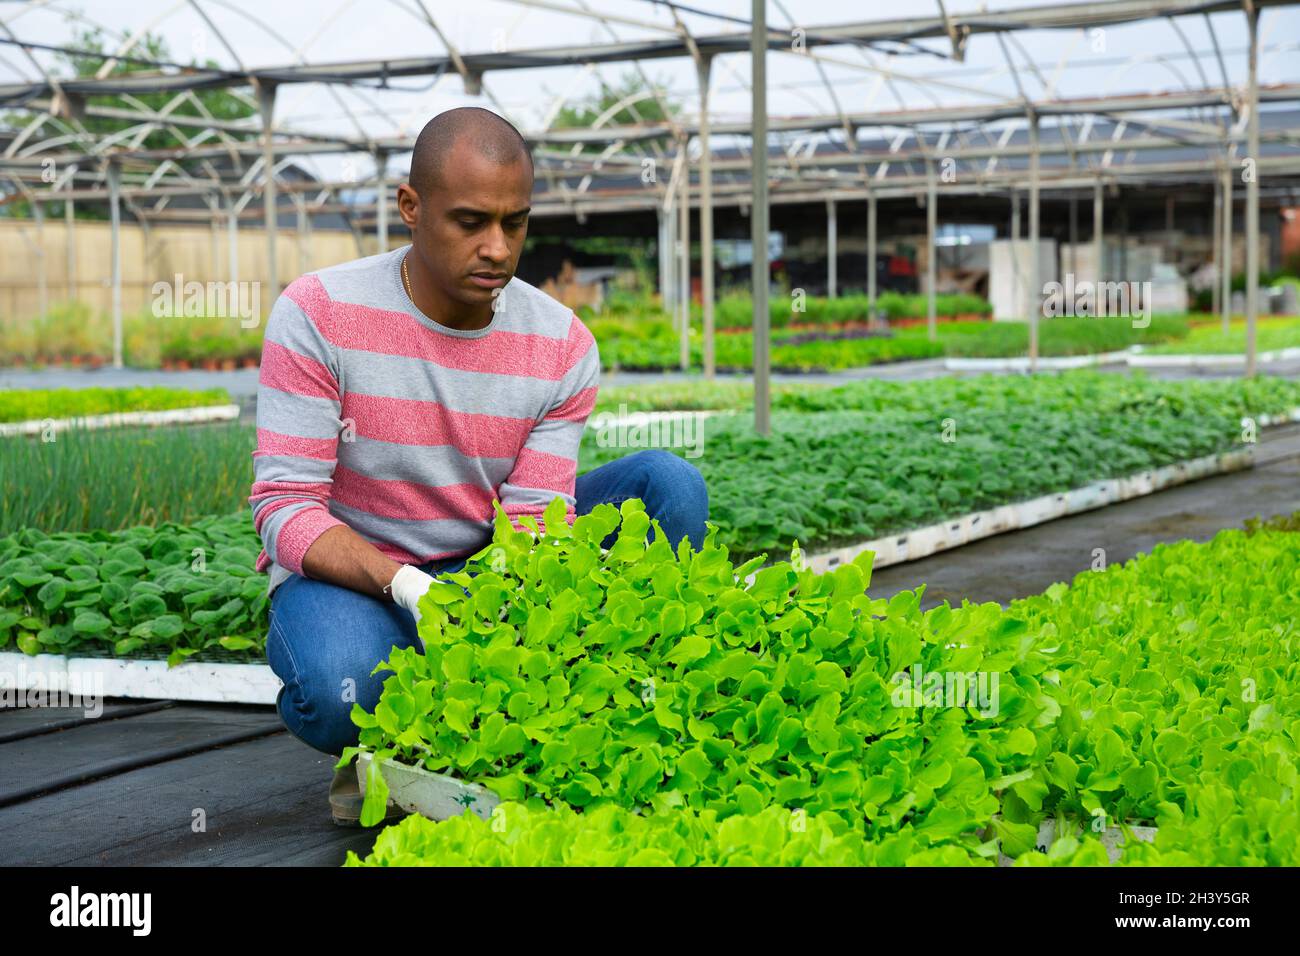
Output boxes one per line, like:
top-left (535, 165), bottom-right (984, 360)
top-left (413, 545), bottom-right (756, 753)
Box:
top-left (248, 245), bottom-right (600, 596)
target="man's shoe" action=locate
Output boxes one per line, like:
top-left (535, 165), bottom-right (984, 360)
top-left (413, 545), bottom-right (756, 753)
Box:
top-left (329, 764), bottom-right (408, 827)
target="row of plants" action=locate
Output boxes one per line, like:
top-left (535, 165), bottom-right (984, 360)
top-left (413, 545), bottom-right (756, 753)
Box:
top-left (712, 292), bottom-right (991, 331)
top-left (593, 365), bottom-right (1292, 416)
top-left (348, 802), bottom-right (929, 867)
top-left (1145, 315), bottom-right (1300, 356)
top-left (592, 315), bottom-right (1192, 372)
top-left (0, 386), bottom-right (231, 424)
top-left (581, 292), bottom-right (993, 334)
top-left (0, 421), bottom-right (255, 533)
top-left (344, 501), bottom-right (1297, 865)
top-left (1, 302), bottom-right (263, 369)
top-left (4, 372), bottom-right (1296, 662)
top-left (0, 512), bottom-right (265, 665)
top-left (1004, 526), bottom-right (1299, 866)
top-left (346, 497), bottom-right (1039, 858)
top-left (581, 372), bottom-right (1300, 561)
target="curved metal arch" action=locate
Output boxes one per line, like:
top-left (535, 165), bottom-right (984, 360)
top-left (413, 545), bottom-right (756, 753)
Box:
top-left (94, 1), bottom-right (190, 79)
top-left (200, 0), bottom-right (372, 143)
top-left (0, 2), bottom-right (101, 158)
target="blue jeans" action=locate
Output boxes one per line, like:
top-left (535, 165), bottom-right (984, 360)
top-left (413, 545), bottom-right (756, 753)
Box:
top-left (265, 449), bottom-right (709, 756)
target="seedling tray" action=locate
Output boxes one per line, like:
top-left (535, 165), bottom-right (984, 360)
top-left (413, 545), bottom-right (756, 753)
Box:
top-left (994, 816), bottom-right (1158, 866)
top-left (355, 751), bottom-right (500, 822)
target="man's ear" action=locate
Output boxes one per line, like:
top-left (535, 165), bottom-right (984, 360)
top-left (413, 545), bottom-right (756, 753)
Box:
top-left (396, 183), bottom-right (420, 230)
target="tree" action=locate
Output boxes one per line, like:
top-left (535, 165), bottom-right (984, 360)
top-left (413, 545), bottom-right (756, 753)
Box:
top-left (549, 69), bottom-right (680, 156)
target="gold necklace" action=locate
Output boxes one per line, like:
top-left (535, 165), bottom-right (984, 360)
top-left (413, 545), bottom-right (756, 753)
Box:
top-left (401, 252), bottom-right (414, 304)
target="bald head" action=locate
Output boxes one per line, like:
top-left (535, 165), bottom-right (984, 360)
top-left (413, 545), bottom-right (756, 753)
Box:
top-left (408, 107), bottom-right (534, 198)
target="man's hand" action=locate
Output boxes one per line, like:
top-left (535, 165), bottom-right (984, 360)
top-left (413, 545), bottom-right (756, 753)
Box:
top-left (388, 564), bottom-right (437, 627)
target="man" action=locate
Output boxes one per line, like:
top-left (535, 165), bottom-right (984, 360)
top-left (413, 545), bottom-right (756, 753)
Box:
top-left (248, 107), bottom-right (709, 825)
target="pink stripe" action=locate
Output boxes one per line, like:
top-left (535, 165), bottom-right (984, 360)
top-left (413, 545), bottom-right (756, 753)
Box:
top-left (547, 385), bottom-right (598, 423)
top-left (506, 446), bottom-right (576, 495)
top-left (259, 338), bottom-right (338, 402)
top-left (249, 479), bottom-right (333, 504)
top-left (564, 314), bottom-right (597, 367)
top-left (331, 464), bottom-right (496, 522)
top-left (252, 497), bottom-right (303, 535)
top-left (284, 272), bottom-right (333, 326)
top-left (256, 548), bottom-right (271, 573)
top-left (288, 275), bottom-right (571, 380)
top-left (339, 392), bottom-right (532, 457)
top-left (276, 507), bottom-right (347, 575)
top-left (255, 428), bottom-right (337, 461)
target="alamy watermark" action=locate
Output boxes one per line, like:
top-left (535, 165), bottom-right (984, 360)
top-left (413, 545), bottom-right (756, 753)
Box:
top-left (151, 273), bottom-right (261, 328)
top-left (0, 664), bottom-right (103, 718)
top-left (890, 664), bottom-right (1000, 717)
top-left (590, 404), bottom-right (706, 459)
top-left (1041, 272), bottom-right (1151, 328)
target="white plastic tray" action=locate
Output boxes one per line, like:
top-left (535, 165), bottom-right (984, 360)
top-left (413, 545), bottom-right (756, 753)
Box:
top-left (355, 751), bottom-right (500, 822)
top-left (0, 403), bottom-right (241, 437)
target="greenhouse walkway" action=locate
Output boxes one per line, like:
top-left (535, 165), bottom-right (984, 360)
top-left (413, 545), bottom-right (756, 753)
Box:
top-left (2, 423), bottom-right (1298, 866)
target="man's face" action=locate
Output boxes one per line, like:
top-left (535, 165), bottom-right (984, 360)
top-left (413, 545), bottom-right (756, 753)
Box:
top-left (398, 137), bottom-right (533, 316)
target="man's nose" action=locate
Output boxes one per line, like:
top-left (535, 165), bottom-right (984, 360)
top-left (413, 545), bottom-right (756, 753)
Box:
top-left (479, 222), bottom-right (509, 262)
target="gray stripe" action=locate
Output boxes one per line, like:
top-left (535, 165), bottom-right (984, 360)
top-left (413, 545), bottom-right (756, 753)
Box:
top-left (336, 434), bottom-right (516, 487)
top-left (513, 416), bottom-right (587, 460)
top-left (253, 452), bottom-right (337, 488)
top-left (495, 483), bottom-right (574, 513)
top-left (256, 390), bottom-right (341, 439)
top-left (329, 499), bottom-right (491, 557)
top-left (253, 498), bottom-right (316, 564)
top-left (263, 292), bottom-right (338, 372)
top-left (335, 352), bottom-right (559, 418)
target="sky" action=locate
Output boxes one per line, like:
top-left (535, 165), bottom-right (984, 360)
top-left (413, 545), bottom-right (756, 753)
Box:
top-left (2, 0), bottom-right (1298, 184)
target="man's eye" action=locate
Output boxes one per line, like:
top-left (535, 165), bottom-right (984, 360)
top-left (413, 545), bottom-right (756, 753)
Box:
top-left (458, 219), bottom-right (481, 228)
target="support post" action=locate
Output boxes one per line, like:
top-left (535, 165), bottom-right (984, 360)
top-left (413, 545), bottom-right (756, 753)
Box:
top-left (228, 204), bottom-right (240, 286)
top-left (107, 160), bottom-right (123, 369)
top-left (1068, 194), bottom-right (1078, 279)
top-left (866, 188), bottom-right (877, 323)
top-left (33, 201), bottom-right (47, 327)
top-left (257, 80), bottom-right (279, 303)
top-left (1211, 173), bottom-right (1222, 320)
top-left (677, 146), bottom-right (690, 371)
top-left (926, 160), bottom-right (937, 342)
top-left (1245, 2), bottom-right (1260, 377)
top-left (1028, 111), bottom-right (1041, 372)
top-left (295, 194), bottom-right (311, 275)
top-left (374, 149), bottom-right (389, 255)
top-left (209, 196), bottom-right (221, 279)
top-left (696, 54), bottom-right (715, 379)
top-left (1093, 179), bottom-right (1104, 284)
top-left (826, 198), bottom-right (838, 299)
top-left (64, 185), bottom-right (76, 302)
top-left (751, 0), bottom-right (770, 435)
top-left (1221, 160), bottom-right (1233, 332)
top-left (658, 206), bottom-right (674, 311)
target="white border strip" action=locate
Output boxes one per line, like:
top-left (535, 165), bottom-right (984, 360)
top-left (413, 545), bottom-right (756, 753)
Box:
top-left (1128, 345), bottom-right (1300, 367)
top-left (792, 448), bottom-right (1255, 578)
top-left (944, 350), bottom-right (1133, 372)
top-left (0, 651), bottom-right (280, 705)
top-left (0, 403), bottom-right (240, 437)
